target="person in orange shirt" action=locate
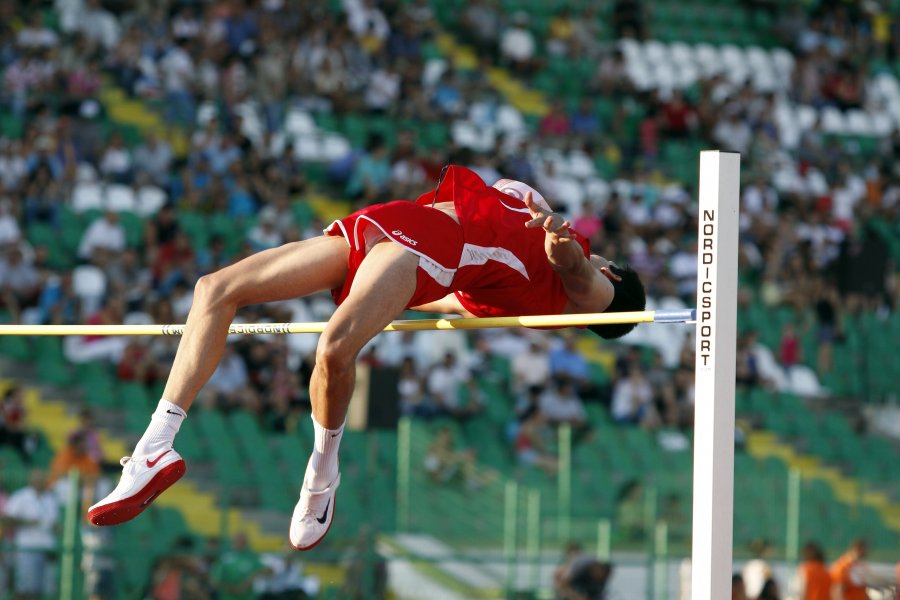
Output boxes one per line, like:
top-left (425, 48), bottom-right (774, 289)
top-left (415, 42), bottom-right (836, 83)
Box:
top-left (49, 431), bottom-right (101, 484)
top-left (830, 539), bottom-right (881, 600)
top-left (796, 542), bottom-right (832, 600)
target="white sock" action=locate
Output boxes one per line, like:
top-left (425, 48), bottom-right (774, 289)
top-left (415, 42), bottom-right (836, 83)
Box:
top-left (305, 414), bottom-right (344, 490)
top-left (132, 399), bottom-right (186, 458)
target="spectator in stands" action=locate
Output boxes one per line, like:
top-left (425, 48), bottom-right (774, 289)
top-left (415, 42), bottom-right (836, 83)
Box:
top-left (546, 8), bottom-right (576, 58)
top-left (736, 331), bottom-right (763, 389)
top-left (732, 574), bottom-right (747, 600)
top-left (795, 542), bottom-right (832, 600)
top-left (743, 539), bottom-right (774, 600)
top-left (460, 0), bottom-right (501, 56)
top-left (570, 98), bottom-right (601, 139)
top-left (71, 407), bottom-right (104, 467)
top-left (148, 535), bottom-right (211, 600)
top-left (539, 100), bottom-right (572, 139)
top-left (778, 323), bottom-right (801, 372)
top-left (397, 356), bottom-right (426, 417)
top-left (712, 111), bottom-right (753, 155)
top-left (426, 351), bottom-right (482, 421)
top-left (812, 279), bottom-right (840, 375)
top-left (159, 36), bottom-right (196, 126)
top-left (3, 469), bottom-right (59, 600)
top-left (49, 430), bottom-right (101, 485)
top-left (514, 408), bottom-right (557, 475)
top-left (246, 212), bottom-right (284, 252)
top-left (553, 542), bottom-right (591, 599)
top-left (548, 334), bottom-right (594, 399)
top-left (615, 480), bottom-right (646, 542)
top-left (758, 579), bottom-right (782, 600)
top-left (0, 198), bottom-right (20, 246)
top-left (78, 210), bottom-right (126, 262)
top-left (0, 247), bottom-right (41, 324)
top-left (23, 162), bottom-right (63, 227)
top-left (557, 559), bottom-right (612, 600)
top-left (133, 133), bottom-right (173, 186)
top-left (99, 131), bottom-right (133, 184)
top-left (499, 12), bottom-right (538, 78)
top-left (346, 134), bottom-right (391, 203)
top-left (611, 364), bottom-right (659, 428)
top-left (204, 343), bottom-right (250, 411)
top-left (211, 532), bottom-right (270, 600)
top-left (0, 386), bottom-right (36, 462)
top-left (117, 337), bottom-right (160, 387)
top-left (511, 339), bottom-right (551, 396)
top-left (539, 379), bottom-right (588, 433)
top-left (423, 426), bottom-right (495, 489)
top-left (661, 91), bottom-right (698, 139)
top-left (830, 539), bottom-right (892, 600)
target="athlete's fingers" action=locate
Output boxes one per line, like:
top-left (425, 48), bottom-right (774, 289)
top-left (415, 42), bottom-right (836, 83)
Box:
top-left (524, 192), bottom-right (544, 219)
top-left (525, 216), bottom-right (545, 228)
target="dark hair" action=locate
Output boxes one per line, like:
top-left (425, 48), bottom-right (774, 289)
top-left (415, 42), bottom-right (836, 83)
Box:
top-left (587, 265), bottom-right (646, 339)
top-left (801, 541), bottom-right (825, 562)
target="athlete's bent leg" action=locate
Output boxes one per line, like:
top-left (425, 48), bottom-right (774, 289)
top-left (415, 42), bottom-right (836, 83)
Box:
top-left (89, 236), bottom-right (350, 526)
top-left (291, 241), bottom-right (419, 550)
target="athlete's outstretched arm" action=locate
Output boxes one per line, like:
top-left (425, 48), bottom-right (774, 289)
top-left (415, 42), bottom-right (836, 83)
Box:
top-left (523, 193), bottom-right (615, 313)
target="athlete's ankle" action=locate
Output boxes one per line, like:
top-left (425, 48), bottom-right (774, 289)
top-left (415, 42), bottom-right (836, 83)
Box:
top-left (305, 458), bottom-right (339, 491)
top-left (132, 399), bottom-right (185, 458)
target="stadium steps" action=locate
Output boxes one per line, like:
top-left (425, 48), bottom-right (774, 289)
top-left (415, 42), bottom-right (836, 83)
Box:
top-left (381, 534), bottom-right (500, 599)
top-left (433, 33), bottom-right (549, 116)
top-left (98, 85), bottom-right (189, 157)
top-left (0, 378), bottom-right (285, 551)
top-left (746, 431), bottom-right (900, 534)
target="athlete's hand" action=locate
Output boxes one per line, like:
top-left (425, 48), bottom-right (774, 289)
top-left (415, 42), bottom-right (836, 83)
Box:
top-left (523, 192), bottom-right (572, 241)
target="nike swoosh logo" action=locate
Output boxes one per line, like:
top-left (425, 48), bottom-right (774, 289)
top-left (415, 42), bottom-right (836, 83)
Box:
top-left (316, 499), bottom-right (331, 525)
top-left (147, 449), bottom-right (171, 468)
top-left (166, 409), bottom-right (184, 417)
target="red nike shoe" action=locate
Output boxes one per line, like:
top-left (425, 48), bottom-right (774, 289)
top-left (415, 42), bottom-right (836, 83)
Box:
top-left (88, 449), bottom-right (185, 526)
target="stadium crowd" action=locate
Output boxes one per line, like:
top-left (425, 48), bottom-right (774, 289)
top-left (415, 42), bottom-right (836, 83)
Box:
top-left (0, 0), bottom-right (898, 597)
top-left (0, 0), bottom-right (895, 445)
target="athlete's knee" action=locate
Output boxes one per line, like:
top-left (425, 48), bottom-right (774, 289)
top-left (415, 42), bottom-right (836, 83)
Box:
top-left (193, 272), bottom-right (239, 308)
top-left (315, 335), bottom-right (358, 376)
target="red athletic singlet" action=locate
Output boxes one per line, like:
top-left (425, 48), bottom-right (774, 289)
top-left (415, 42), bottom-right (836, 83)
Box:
top-left (325, 165), bottom-right (590, 315)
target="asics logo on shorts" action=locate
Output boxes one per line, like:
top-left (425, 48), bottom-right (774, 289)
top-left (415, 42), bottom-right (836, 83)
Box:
top-left (391, 230), bottom-right (418, 246)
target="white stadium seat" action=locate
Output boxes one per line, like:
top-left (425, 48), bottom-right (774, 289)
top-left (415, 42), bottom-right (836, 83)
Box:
top-left (71, 182), bottom-right (104, 213)
top-left (136, 185), bottom-right (167, 217)
top-left (105, 184), bottom-right (136, 212)
top-left (284, 108), bottom-right (317, 138)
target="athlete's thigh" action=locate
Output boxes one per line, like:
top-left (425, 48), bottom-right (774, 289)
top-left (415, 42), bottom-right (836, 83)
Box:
top-left (210, 235), bottom-right (350, 306)
top-left (320, 241), bottom-right (419, 354)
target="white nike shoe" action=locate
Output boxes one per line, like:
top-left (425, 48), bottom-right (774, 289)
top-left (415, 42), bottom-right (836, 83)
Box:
top-left (289, 473), bottom-right (340, 551)
top-left (88, 448), bottom-right (186, 526)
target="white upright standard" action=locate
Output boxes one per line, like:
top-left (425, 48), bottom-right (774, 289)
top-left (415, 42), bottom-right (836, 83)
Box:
top-left (691, 151), bottom-right (740, 600)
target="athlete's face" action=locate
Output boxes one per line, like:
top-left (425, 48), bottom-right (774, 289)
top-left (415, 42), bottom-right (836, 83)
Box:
top-left (589, 254), bottom-right (623, 283)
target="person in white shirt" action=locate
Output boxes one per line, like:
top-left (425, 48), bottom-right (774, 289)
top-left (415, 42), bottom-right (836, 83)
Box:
top-left (538, 379), bottom-right (587, 430)
top-left (4, 470), bottom-right (60, 600)
top-left (78, 211), bottom-right (127, 261)
top-left (427, 351), bottom-right (481, 419)
top-left (611, 365), bottom-right (659, 427)
top-left (511, 340), bottom-right (551, 395)
top-left (500, 13), bottom-right (537, 76)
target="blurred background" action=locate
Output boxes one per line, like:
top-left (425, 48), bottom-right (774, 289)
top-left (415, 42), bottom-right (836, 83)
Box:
top-left (0, 0), bottom-right (898, 598)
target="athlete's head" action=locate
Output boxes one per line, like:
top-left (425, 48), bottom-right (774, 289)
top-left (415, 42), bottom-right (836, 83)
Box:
top-left (587, 257), bottom-right (645, 340)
